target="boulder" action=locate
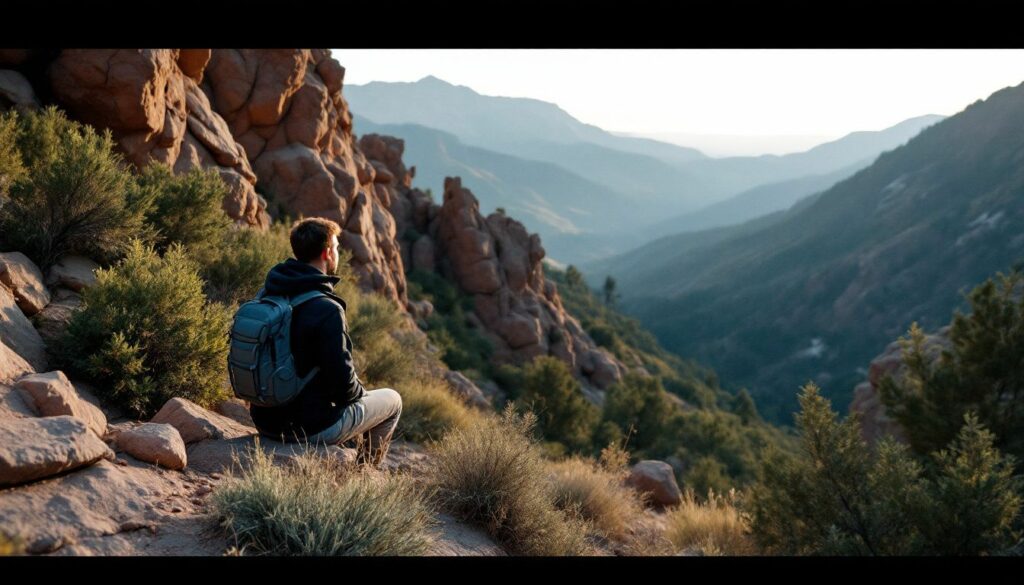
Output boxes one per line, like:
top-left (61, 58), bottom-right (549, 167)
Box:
top-left (14, 370), bottom-right (107, 437)
top-left (0, 69), bottom-right (39, 111)
top-left (150, 397), bottom-right (256, 444)
top-left (627, 460), bottom-right (683, 508)
top-left (411, 234), bottom-right (435, 272)
top-left (0, 415), bottom-right (114, 487)
top-left (115, 423), bottom-right (187, 470)
top-left (215, 397), bottom-right (256, 428)
top-left (0, 381), bottom-right (36, 420)
top-left (0, 339), bottom-right (34, 386)
top-left (850, 326), bottom-right (951, 445)
top-left (0, 284), bottom-right (47, 371)
top-left (185, 435), bottom-right (356, 475)
top-left (407, 298), bottom-right (434, 321)
top-left (0, 252), bottom-right (50, 316)
top-left (46, 255), bottom-right (100, 293)
top-left (32, 291), bottom-right (82, 346)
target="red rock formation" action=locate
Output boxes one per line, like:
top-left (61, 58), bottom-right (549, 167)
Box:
top-left (849, 326), bottom-right (951, 445)
top-left (44, 49), bottom-right (269, 228)
top-left (203, 49), bottom-right (406, 306)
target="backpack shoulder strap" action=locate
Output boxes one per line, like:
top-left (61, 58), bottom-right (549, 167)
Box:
top-left (288, 290), bottom-right (325, 307)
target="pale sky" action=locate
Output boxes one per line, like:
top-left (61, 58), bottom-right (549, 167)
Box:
top-left (331, 49), bottom-right (1024, 156)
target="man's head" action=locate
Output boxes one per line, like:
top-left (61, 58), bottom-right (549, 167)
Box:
top-left (290, 217), bottom-right (342, 274)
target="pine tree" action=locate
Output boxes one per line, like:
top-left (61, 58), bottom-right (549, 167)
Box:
top-left (879, 270), bottom-right (1024, 463)
top-left (602, 275), bottom-right (619, 307)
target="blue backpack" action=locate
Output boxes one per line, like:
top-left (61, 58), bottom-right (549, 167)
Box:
top-left (227, 289), bottom-right (324, 407)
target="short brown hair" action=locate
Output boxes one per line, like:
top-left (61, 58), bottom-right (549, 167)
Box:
top-left (290, 217), bottom-right (342, 262)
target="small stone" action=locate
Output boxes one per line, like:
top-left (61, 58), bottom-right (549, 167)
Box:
top-left (170, 506), bottom-right (184, 514)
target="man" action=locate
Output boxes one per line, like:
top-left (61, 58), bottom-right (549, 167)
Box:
top-left (250, 217), bottom-right (403, 467)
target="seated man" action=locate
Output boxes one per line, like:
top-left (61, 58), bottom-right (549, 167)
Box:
top-left (250, 217), bottom-right (402, 467)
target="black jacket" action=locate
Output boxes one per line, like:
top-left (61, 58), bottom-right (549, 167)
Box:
top-left (249, 258), bottom-right (366, 438)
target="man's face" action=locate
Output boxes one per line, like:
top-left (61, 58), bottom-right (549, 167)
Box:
top-left (326, 235), bottom-right (340, 274)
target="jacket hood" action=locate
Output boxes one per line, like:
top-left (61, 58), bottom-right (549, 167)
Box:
top-left (262, 258), bottom-right (345, 307)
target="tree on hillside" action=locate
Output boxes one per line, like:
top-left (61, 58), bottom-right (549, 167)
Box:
top-left (879, 269), bottom-right (1024, 463)
top-left (603, 275), bottom-right (619, 307)
top-left (748, 383), bottom-right (1022, 555)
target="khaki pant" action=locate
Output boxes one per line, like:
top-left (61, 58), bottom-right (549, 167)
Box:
top-left (305, 388), bottom-right (403, 466)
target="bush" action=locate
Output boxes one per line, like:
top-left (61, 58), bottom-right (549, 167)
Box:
top-left (546, 455), bottom-right (645, 541)
top-left (429, 406), bottom-right (593, 555)
top-left (347, 291), bottom-right (420, 387)
top-left (880, 270), bottom-right (1024, 462)
top-left (685, 456), bottom-right (734, 497)
top-left (0, 107), bottom-right (154, 268)
top-left (57, 240), bottom-right (231, 418)
top-left (396, 376), bottom-right (480, 444)
top-left (136, 164), bottom-right (232, 266)
top-left (519, 356), bottom-right (599, 453)
top-left (601, 373), bottom-right (670, 453)
top-left (747, 383), bottom-right (1023, 555)
top-left (0, 112), bottom-right (25, 201)
top-left (201, 222), bottom-right (293, 306)
top-left (407, 269), bottom-right (493, 373)
top-left (918, 413), bottom-right (1023, 555)
top-left (664, 489), bottom-right (756, 556)
top-left (212, 444), bottom-right (435, 556)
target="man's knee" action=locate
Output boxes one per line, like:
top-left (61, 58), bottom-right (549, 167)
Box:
top-left (376, 387), bottom-right (402, 416)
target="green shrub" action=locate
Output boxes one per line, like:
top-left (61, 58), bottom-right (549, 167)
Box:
top-left (136, 164), bottom-right (232, 266)
top-left (918, 413), bottom-right (1023, 555)
top-left (58, 240), bottom-right (231, 418)
top-left (0, 107), bottom-right (154, 267)
top-left (601, 373), bottom-right (670, 453)
top-left (0, 111), bottom-right (25, 201)
top-left (202, 222), bottom-right (293, 306)
top-left (406, 269), bottom-right (493, 373)
top-left (880, 270), bottom-right (1024, 462)
top-left (212, 444), bottom-right (436, 556)
top-left (519, 356), bottom-right (599, 452)
top-left (430, 406), bottom-right (593, 555)
top-left (747, 383), bottom-right (1023, 555)
top-left (492, 363), bottom-right (526, 401)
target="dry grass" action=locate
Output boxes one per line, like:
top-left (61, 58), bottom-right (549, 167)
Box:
top-left (211, 442), bottom-right (436, 556)
top-left (0, 532), bottom-right (25, 556)
top-left (546, 456), bottom-right (646, 541)
top-left (397, 375), bottom-right (483, 444)
top-left (429, 406), bottom-right (595, 556)
top-left (663, 488), bottom-right (758, 556)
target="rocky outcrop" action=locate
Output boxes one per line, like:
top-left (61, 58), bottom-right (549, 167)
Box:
top-left (14, 370), bottom-right (108, 438)
top-left (41, 49), bottom-right (269, 228)
top-left (115, 423), bottom-right (188, 470)
top-left (442, 370), bottom-right (491, 410)
top-left (408, 175), bottom-right (625, 392)
top-left (849, 326), bottom-right (951, 445)
top-left (0, 252), bottom-right (50, 316)
top-left (626, 460), bottom-right (683, 508)
top-left (32, 288), bottom-right (82, 347)
top-left (150, 397), bottom-right (256, 445)
top-left (203, 49), bottom-right (406, 305)
top-left (0, 284), bottom-right (47, 371)
top-left (0, 415), bottom-right (114, 487)
top-left (0, 340), bottom-right (34, 386)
